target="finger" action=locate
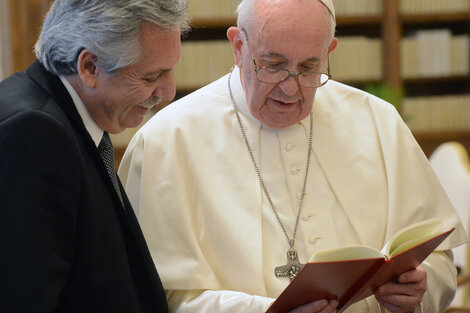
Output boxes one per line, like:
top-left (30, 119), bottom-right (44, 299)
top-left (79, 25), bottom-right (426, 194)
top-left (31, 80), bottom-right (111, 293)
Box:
top-left (286, 299), bottom-right (328, 313)
top-left (376, 281), bottom-right (426, 298)
top-left (398, 267), bottom-right (427, 284)
top-left (286, 299), bottom-right (338, 313)
top-left (320, 300), bottom-right (339, 313)
top-left (376, 293), bottom-right (420, 312)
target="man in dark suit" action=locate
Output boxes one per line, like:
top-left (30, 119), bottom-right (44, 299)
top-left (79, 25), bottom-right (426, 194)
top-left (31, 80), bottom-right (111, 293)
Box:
top-left (0, 0), bottom-right (189, 312)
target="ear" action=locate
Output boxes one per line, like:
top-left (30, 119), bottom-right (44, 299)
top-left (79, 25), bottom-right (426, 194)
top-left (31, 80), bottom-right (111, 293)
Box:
top-left (76, 49), bottom-right (99, 88)
top-left (328, 37), bottom-right (338, 54)
top-left (227, 26), bottom-right (244, 68)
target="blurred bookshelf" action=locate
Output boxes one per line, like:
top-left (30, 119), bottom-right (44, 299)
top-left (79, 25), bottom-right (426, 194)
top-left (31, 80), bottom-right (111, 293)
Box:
top-left (142, 0), bottom-right (469, 161)
top-left (5, 0), bottom-right (469, 164)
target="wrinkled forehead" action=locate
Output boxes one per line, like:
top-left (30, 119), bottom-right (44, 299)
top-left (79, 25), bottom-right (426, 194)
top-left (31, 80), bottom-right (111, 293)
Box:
top-left (246, 0), bottom-right (332, 52)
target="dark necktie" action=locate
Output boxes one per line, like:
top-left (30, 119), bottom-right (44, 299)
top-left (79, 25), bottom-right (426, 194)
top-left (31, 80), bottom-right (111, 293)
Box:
top-left (98, 132), bottom-right (124, 205)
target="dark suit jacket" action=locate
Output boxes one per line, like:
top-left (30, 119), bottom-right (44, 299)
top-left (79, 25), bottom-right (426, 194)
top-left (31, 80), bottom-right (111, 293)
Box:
top-left (0, 61), bottom-right (168, 313)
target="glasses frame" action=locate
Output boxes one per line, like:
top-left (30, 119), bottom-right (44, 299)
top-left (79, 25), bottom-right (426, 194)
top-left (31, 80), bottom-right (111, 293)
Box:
top-left (241, 28), bottom-right (332, 88)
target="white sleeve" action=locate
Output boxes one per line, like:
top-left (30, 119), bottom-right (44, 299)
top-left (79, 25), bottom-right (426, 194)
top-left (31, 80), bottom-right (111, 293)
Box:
top-left (167, 289), bottom-right (274, 313)
top-left (420, 250), bottom-right (458, 312)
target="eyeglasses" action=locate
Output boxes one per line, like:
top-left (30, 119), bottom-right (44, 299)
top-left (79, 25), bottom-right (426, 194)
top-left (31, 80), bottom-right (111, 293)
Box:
top-left (242, 29), bottom-right (332, 88)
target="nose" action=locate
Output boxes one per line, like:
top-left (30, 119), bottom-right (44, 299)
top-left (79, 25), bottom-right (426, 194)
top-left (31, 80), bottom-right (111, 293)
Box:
top-left (153, 72), bottom-right (177, 101)
top-left (278, 73), bottom-right (300, 97)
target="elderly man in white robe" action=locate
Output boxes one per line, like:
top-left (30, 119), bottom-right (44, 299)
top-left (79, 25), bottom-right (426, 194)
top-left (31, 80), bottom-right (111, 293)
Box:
top-left (119, 0), bottom-right (467, 312)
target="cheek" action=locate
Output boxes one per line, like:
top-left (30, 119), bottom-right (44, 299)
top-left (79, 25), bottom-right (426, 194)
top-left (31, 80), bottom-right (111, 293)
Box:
top-left (248, 74), bottom-right (270, 96)
top-left (247, 84), bottom-right (270, 110)
top-left (121, 88), bottom-right (151, 107)
top-left (303, 89), bottom-right (317, 104)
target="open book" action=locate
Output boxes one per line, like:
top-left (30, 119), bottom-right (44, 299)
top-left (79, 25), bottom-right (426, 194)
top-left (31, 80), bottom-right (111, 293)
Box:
top-left (266, 218), bottom-right (454, 313)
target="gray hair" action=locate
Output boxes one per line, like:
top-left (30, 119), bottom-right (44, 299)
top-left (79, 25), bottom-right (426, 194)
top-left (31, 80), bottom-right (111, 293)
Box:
top-left (236, 0), bottom-right (336, 43)
top-left (35, 0), bottom-right (190, 75)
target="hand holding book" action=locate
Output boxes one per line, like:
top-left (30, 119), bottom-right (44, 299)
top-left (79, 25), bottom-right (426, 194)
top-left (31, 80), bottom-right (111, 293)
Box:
top-left (374, 264), bottom-right (427, 312)
top-left (266, 218), bottom-right (454, 313)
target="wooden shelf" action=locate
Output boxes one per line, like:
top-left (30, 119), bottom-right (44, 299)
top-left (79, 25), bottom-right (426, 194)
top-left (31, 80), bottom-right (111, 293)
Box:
top-left (413, 131), bottom-right (470, 157)
top-left (190, 12), bottom-right (470, 29)
top-left (191, 18), bottom-right (235, 28)
top-left (9, 0), bottom-right (51, 72)
top-left (404, 76), bottom-right (470, 97)
top-left (401, 12), bottom-right (470, 24)
top-left (414, 130), bottom-right (470, 141)
top-left (333, 78), bottom-right (382, 88)
top-left (190, 15), bottom-right (383, 29)
top-left (188, 15), bottom-right (384, 40)
top-left (337, 15), bottom-right (382, 25)
top-left (404, 75), bottom-right (470, 84)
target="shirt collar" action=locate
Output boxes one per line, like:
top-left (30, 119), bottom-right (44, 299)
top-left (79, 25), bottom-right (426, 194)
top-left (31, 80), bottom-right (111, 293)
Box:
top-left (59, 75), bottom-right (104, 147)
top-left (230, 66), bottom-right (259, 125)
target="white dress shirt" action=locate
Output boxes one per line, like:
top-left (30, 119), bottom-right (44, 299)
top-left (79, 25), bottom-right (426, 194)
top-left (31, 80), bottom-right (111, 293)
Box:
top-left (59, 75), bottom-right (103, 147)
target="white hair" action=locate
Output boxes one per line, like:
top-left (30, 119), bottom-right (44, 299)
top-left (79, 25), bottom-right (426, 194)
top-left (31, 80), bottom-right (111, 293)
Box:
top-left (35, 0), bottom-right (190, 75)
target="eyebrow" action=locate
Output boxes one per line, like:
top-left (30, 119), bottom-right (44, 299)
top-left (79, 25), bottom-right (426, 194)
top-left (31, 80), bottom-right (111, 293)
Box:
top-left (305, 57), bottom-right (321, 63)
top-left (260, 52), bottom-right (321, 64)
top-left (142, 69), bottom-right (171, 77)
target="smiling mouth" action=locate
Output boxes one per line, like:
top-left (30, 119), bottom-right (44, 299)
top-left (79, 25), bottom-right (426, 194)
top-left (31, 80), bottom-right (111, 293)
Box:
top-left (138, 102), bottom-right (155, 109)
top-left (138, 97), bottom-right (162, 110)
top-left (270, 98), bottom-right (299, 106)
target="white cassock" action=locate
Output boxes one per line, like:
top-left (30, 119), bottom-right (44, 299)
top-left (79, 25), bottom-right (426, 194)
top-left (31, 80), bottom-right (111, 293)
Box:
top-left (119, 66), bottom-right (467, 313)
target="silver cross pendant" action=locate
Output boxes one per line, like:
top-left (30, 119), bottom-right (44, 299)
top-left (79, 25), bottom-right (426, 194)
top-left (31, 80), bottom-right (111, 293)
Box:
top-left (275, 248), bottom-right (305, 281)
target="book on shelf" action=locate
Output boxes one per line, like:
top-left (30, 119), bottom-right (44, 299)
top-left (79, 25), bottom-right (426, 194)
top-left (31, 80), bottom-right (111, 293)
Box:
top-left (332, 0), bottom-right (382, 16)
top-left (417, 29), bottom-right (451, 78)
top-left (173, 40), bottom-right (234, 90)
top-left (401, 30), bottom-right (470, 79)
top-left (329, 36), bottom-right (382, 82)
top-left (187, 0), bottom-right (238, 20)
top-left (400, 0), bottom-right (470, 14)
top-left (266, 218), bottom-right (454, 313)
top-left (403, 95), bottom-right (470, 133)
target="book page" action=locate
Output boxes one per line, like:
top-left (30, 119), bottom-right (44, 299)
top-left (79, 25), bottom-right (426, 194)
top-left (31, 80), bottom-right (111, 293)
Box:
top-left (382, 218), bottom-right (442, 257)
top-left (391, 232), bottom-right (443, 256)
top-left (310, 245), bottom-right (384, 262)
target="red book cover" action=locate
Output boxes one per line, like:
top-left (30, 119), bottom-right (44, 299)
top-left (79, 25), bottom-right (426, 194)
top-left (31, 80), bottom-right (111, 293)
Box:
top-left (266, 227), bottom-right (454, 313)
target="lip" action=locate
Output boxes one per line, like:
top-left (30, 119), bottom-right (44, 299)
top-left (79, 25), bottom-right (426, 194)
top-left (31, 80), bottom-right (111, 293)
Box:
top-left (133, 105), bottom-right (152, 115)
top-left (266, 98), bottom-right (300, 111)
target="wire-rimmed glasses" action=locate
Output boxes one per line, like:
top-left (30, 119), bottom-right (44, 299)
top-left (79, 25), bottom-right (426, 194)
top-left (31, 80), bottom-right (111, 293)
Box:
top-left (242, 28), bottom-right (332, 88)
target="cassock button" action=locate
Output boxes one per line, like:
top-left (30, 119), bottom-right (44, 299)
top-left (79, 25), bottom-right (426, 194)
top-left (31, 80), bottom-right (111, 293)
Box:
top-left (286, 144), bottom-right (293, 152)
top-left (290, 168), bottom-right (299, 175)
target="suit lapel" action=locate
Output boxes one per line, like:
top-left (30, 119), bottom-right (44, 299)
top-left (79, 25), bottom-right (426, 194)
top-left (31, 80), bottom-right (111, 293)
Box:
top-left (26, 61), bottom-right (166, 308)
top-left (25, 61), bottom-right (87, 136)
top-left (26, 61), bottom-right (127, 209)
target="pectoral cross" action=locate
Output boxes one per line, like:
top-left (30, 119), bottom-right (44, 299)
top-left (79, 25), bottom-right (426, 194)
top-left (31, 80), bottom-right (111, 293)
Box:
top-left (275, 248), bottom-right (305, 281)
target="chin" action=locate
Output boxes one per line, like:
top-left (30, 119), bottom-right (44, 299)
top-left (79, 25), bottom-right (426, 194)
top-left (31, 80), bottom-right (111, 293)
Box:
top-left (262, 120), bottom-right (292, 129)
top-left (263, 116), bottom-right (299, 129)
top-left (126, 117), bottom-right (147, 129)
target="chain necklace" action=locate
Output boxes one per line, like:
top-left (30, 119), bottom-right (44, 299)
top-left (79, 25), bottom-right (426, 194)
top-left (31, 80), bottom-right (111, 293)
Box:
top-left (227, 67), bottom-right (313, 281)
